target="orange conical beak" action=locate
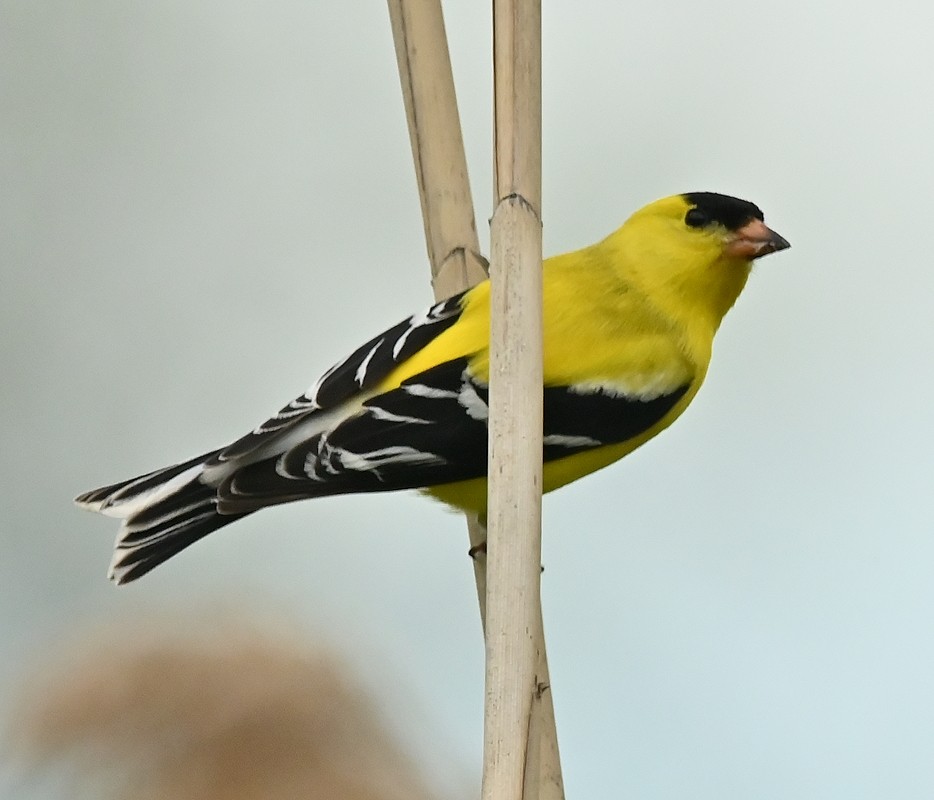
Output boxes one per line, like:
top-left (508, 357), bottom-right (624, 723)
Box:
top-left (724, 218), bottom-right (791, 260)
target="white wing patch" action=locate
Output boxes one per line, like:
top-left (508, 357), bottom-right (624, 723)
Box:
top-left (457, 379), bottom-right (489, 421)
top-left (368, 406), bottom-right (432, 425)
top-left (404, 383), bottom-right (458, 400)
top-left (390, 300), bottom-right (461, 360)
top-left (568, 369), bottom-right (686, 401)
top-left (354, 339), bottom-right (385, 387)
top-left (303, 435), bottom-right (445, 483)
top-left (404, 369), bottom-right (488, 420)
top-left (543, 434), bottom-right (602, 448)
top-left (336, 447), bottom-right (445, 478)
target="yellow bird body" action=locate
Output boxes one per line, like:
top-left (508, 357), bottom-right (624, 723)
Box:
top-left (381, 195), bottom-right (753, 510)
top-left (76, 192), bottom-right (789, 583)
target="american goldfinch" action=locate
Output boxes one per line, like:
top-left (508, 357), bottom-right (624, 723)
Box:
top-left (77, 192), bottom-right (789, 584)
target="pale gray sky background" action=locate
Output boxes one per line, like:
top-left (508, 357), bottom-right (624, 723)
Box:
top-left (3, 1), bottom-right (934, 798)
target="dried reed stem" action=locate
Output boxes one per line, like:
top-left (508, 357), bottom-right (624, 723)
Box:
top-left (482, 2), bottom-right (562, 799)
top-left (388, 3), bottom-right (562, 797)
top-left (387, 0), bottom-right (489, 612)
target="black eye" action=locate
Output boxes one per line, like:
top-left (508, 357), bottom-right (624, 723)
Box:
top-left (685, 208), bottom-right (709, 228)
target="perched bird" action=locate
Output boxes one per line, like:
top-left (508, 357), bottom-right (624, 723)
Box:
top-left (76, 192), bottom-right (789, 584)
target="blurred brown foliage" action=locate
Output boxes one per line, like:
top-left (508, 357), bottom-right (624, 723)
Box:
top-left (10, 616), bottom-right (446, 800)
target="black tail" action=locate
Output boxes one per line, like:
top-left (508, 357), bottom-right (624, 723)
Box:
top-left (75, 450), bottom-right (250, 584)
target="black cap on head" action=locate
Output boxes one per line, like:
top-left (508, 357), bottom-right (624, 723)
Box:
top-left (683, 192), bottom-right (764, 232)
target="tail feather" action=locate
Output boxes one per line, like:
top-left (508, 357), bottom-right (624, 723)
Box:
top-left (75, 449), bottom-right (250, 585)
top-left (121, 477), bottom-right (216, 532)
top-left (75, 451), bottom-right (221, 517)
top-left (109, 494), bottom-right (248, 585)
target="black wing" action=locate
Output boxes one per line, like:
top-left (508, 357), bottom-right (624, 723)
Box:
top-left (216, 356), bottom-right (689, 512)
top-left (206, 292), bottom-right (467, 467)
top-left (541, 382), bottom-right (688, 460)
